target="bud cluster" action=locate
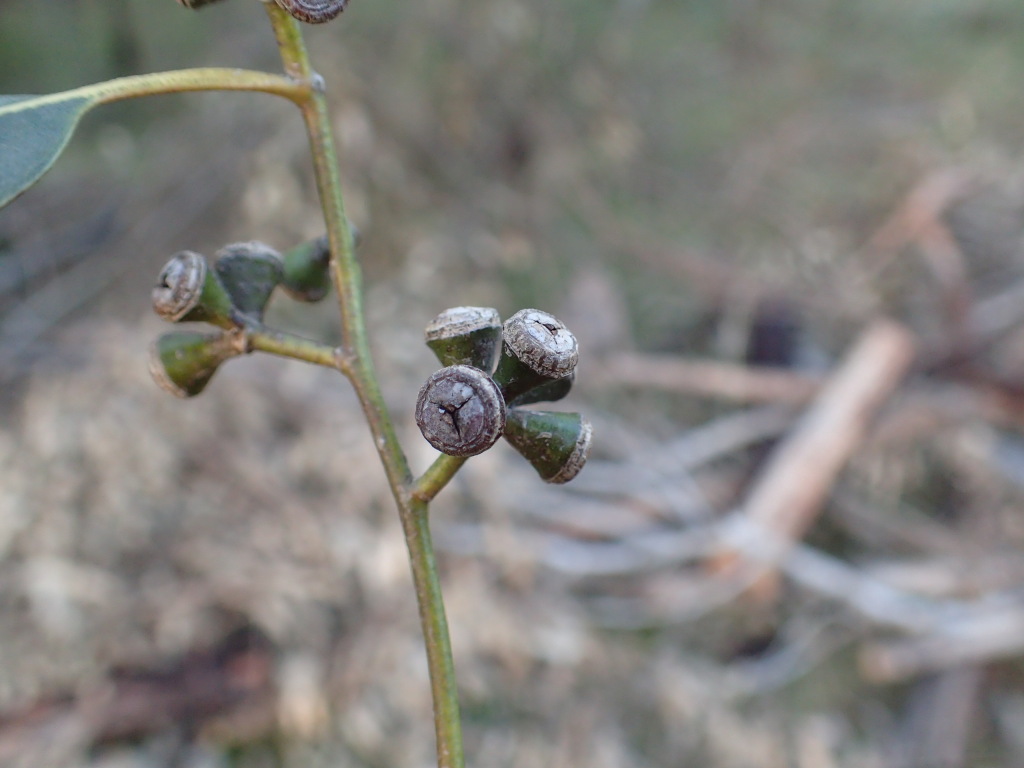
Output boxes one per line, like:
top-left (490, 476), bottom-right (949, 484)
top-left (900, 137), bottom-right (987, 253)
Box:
top-left (416, 307), bottom-right (592, 483)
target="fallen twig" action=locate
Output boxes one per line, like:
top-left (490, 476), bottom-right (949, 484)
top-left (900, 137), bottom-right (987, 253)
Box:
top-left (709, 321), bottom-right (915, 590)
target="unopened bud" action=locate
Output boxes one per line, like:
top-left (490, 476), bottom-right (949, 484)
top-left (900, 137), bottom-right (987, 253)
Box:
top-left (493, 309), bottom-right (578, 402)
top-left (424, 307), bottom-right (502, 370)
top-left (149, 330), bottom-right (242, 398)
top-left (214, 241), bottom-right (284, 322)
top-left (504, 409), bottom-right (592, 484)
top-left (152, 251), bottom-right (235, 328)
top-left (415, 365), bottom-right (506, 457)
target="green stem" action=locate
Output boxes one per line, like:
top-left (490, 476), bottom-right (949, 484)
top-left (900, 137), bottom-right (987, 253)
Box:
top-left (263, 6), bottom-right (465, 767)
top-left (32, 68), bottom-right (309, 107)
top-left (246, 325), bottom-right (340, 368)
top-left (412, 454), bottom-right (469, 503)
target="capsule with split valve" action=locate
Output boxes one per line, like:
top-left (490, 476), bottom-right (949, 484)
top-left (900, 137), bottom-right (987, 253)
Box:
top-left (492, 309), bottom-right (578, 403)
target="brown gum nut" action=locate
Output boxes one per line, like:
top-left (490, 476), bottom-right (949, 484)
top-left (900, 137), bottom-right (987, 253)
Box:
top-left (274, 0), bottom-right (348, 24)
top-left (153, 251), bottom-right (204, 322)
top-left (504, 309), bottom-right (578, 377)
top-left (493, 309), bottom-right (578, 402)
top-left (176, 0), bottom-right (228, 8)
top-left (415, 365), bottom-right (506, 457)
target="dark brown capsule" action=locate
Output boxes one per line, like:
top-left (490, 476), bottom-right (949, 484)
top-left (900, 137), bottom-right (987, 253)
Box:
top-left (415, 365), bottom-right (506, 457)
top-left (492, 309), bottom-right (578, 403)
top-left (504, 409), bottom-right (592, 484)
top-left (149, 330), bottom-right (242, 399)
top-left (274, 0), bottom-right (347, 23)
top-left (424, 307), bottom-right (502, 371)
top-left (152, 251), bottom-right (235, 329)
top-left (176, 0), bottom-right (228, 7)
top-left (213, 241), bottom-right (284, 322)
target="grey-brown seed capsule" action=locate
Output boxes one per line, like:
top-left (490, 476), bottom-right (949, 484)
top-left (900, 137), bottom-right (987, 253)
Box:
top-left (152, 251), bottom-right (235, 328)
top-left (492, 309), bottom-right (578, 402)
top-left (175, 0), bottom-right (228, 7)
top-left (415, 365), bottom-right (506, 457)
top-left (274, 0), bottom-right (347, 23)
top-left (425, 306), bottom-right (502, 370)
top-left (213, 241), bottom-right (284, 322)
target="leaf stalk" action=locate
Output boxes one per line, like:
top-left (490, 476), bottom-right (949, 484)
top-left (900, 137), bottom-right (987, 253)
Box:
top-left (75, 68), bottom-right (306, 107)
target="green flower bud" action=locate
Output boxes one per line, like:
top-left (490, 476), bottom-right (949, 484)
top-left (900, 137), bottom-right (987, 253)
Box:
top-left (493, 309), bottom-right (578, 403)
top-left (415, 365), bottom-right (506, 457)
top-left (213, 241), bottom-right (284, 322)
top-left (504, 409), bottom-right (592, 484)
top-left (148, 330), bottom-right (242, 398)
top-left (152, 251), bottom-right (235, 329)
top-left (424, 307), bottom-right (502, 370)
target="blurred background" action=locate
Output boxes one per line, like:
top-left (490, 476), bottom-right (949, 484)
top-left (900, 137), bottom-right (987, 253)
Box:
top-left (4, 0), bottom-right (1024, 766)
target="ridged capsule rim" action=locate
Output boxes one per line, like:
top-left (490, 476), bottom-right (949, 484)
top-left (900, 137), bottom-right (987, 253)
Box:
top-left (274, 0), bottom-right (348, 23)
top-left (546, 417), bottom-right (593, 484)
top-left (425, 306), bottom-right (502, 343)
top-left (152, 251), bottom-right (206, 323)
top-left (415, 365), bottom-right (506, 457)
top-left (503, 309), bottom-right (579, 379)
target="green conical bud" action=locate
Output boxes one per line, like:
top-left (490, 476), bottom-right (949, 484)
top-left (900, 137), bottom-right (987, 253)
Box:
top-left (504, 409), bottom-right (592, 484)
top-left (492, 309), bottom-right (578, 402)
top-left (213, 241), bottom-right (284, 321)
top-left (152, 251), bottom-right (235, 329)
top-left (424, 307), bottom-right (502, 370)
top-left (281, 235), bottom-right (331, 303)
top-left (415, 365), bottom-right (506, 457)
top-left (148, 330), bottom-right (242, 398)
top-left (507, 371), bottom-right (575, 407)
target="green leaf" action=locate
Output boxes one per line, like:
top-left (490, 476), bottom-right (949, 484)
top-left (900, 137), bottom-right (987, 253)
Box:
top-left (0, 91), bottom-right (98, 209)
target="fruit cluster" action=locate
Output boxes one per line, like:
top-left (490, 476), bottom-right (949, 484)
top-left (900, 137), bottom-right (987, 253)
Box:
top-left (148, 236), bottom-right (332, 397)
top-left (416, 307), bottom-right (592, 484)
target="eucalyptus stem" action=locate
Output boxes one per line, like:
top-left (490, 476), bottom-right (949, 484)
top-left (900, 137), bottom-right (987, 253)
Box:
top-left (245, 325), bottom-right (340, 368)
top-left (262, 5), bottom-right (465, 767)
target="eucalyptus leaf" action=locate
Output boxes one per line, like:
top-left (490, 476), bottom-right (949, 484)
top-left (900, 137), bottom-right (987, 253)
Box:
top-left (0, 92), bottom-right (99, 209)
